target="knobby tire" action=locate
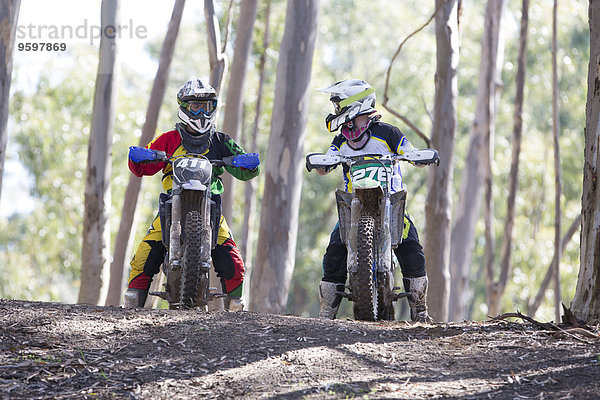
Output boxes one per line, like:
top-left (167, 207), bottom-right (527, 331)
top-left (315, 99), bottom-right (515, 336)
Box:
top-left (352, 216), bottom-right (377, 321)
top-left (180, 211), bottom-right (206, 308)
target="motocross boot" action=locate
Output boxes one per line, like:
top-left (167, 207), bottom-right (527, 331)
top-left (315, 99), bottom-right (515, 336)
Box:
top-left (403, 276), bottom-right (433, 323)
top-left (123, 288), bottom-right (148, 308)
top-left (224, 295), bottom-right (244, 312)
top-left (318, 281), bottom-right (344, 319)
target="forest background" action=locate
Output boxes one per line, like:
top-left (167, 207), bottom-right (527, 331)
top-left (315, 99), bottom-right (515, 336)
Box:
top-left (0, 0), bottom-right (589, 322)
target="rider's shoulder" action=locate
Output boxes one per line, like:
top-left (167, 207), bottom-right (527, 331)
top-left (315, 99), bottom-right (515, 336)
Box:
top-left (149, 129), bottom-right (180, 148)
top-left (370, 121), bottom-right (404, 140)
top-left (370, 120), bottom-right (400, 133)
top-left (331, 133), bottom-right (346, 147)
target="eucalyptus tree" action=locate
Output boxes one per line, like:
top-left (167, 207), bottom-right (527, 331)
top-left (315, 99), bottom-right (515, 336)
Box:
top-left (449, 0), bottom-right (505, 321)
top-left (571, 0), bottom-right (600, 322)
top-left (78, 0), bottom-right (120, 305)
top-left (239, 0), bottom-right (272, 306)
top-left (550, 0), bottom-right (562, 322)
top-left (250, 0), bottom-right (319, 314)
top-left (424, 0), bottom-right (460, 322)
top-left (486, 0), bottom-right (524, 318)
top-left (204, 0), bottom-right (230, 93)
top-left (0, 0), bottom-right (20, 202)
top-left (220, 0), bottom-right (258, 221)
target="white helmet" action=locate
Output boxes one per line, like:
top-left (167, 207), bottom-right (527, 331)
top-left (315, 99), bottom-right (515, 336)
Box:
top-left (316, 79), bottom-right (376, 134)
top-left (177, 78), bottom-right (217, 135)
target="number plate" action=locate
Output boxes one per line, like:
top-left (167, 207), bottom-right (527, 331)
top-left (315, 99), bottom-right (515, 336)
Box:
top-left (173, 157), bottom-right (212, 187)
top-left (350, 158), bottom-right (392, 189)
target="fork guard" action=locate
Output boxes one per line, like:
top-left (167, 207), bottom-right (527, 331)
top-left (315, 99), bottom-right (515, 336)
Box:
top-left (389, 189), bottom-right (407, 247)
top-left (335, 189), bottom-right (353, 246)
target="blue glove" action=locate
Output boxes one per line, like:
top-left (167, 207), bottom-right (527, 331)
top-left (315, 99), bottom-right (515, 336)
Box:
top-left (232, 153), bottom-right (260, 170)
top-left (129, 146), bottom-right (162, 164)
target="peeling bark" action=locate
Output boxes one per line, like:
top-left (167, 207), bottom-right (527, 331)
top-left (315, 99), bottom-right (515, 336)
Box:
top-left (571, 1), bottom-right (600, 322)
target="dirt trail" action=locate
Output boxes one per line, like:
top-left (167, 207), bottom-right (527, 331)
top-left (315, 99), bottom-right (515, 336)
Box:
top-left (1, 299), bottom-right (599, 399)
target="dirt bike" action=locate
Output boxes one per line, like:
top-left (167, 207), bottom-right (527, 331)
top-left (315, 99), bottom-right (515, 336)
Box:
top-left (128, 146), bottom-right (260, 309)
top-left (306, 148), bottom-right (439, 321)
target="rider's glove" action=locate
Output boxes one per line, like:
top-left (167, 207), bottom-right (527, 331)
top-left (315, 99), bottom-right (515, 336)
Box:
top-left (232, 153), bottom-right (260, 170)
top-left (128, 146), bottom-right (165, 164)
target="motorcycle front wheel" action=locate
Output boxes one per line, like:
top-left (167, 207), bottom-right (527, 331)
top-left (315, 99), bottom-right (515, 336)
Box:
top-left (351, 215), bottom-right (378, 321)
top-left (180, 210), bottom-right (209, 308)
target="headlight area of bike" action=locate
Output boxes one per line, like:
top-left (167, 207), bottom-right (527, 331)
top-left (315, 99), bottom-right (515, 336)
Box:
top-left (173, 156), bottom-right (213, 190)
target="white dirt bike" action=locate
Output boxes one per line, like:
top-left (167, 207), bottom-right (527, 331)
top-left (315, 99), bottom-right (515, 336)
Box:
top-left (129, 146), bottom-right (259, 309)
top-left (306, 149), bottom-right (439, 320)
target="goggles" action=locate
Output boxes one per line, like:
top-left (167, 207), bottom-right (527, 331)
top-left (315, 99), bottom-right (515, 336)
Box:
top-left (178, 98), bottom-right (217, 116)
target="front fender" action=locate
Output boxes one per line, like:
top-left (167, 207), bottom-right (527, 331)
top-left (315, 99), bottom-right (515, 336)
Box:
top-left (335, 189), bottom-right (353, 246)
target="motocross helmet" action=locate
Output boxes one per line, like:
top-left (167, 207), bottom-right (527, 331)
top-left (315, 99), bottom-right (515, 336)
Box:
top-left (316, 79), bottom-right (376, 138)
top-left (177, 78), bottom-right (218, 135)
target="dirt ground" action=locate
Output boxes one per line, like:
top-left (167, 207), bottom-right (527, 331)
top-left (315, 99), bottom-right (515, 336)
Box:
top-left (1, 299), bottom-right (600, 399)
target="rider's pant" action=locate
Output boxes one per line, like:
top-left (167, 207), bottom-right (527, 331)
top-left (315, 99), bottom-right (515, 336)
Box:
top-left (127, 210), bottom-right (245, 298)
top-left (322, 213), bottom-right (426, 284)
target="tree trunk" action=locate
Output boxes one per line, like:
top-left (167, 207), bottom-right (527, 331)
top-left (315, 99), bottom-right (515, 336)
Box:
top-left (240, 1), bottom-right (271, 306)
top-left (78, 0), bottom-right (119, 305)
top-left (449, 0), bottom-right (504, 321)
top-left (424, 0), bottom-right (460, 322)
top-left (487, 0), bottom-right (525, 318)
top-left (497, 0), bottom-right (528, 317)
top-left (551, 0), bottom-right (562, 323)
top-left (249, 0), bottom-right (319, 314)
top-left (220, 0), bottom-right (258, 222)
top-left (0, 0), bottom-right (20, 202)
top-left (570, 0), bottom-right (600, 322)
top-left (204, 0), bottom-right (227, 93)
top-left (104, 0), bottom-right (185, 306)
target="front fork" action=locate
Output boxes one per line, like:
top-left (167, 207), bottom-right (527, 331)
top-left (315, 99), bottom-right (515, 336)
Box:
top-left (336, 189), bottom-right (403, 304)
top-left (169, 187), bottom-right (183, 269)
top-left (378, 196), bottom-right (395, 299)
top-left (154, 185), bottom-right (213, 303)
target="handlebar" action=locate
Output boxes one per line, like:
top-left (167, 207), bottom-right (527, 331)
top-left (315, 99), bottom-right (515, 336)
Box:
top-left (129, 146), bottom-right (260, 169)
top-left (305, 148), bottom-right (440, 172)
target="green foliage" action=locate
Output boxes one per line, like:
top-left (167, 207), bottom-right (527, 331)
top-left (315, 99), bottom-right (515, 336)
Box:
top-left (0, 44), bottom-right (160, 302)
top-left (464, 0), bottom-right (587, 321)
top-left (1, 47), bottom-right (96, 301)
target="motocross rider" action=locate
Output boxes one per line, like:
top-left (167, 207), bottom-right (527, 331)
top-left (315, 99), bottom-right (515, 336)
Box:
top-left (309, 79), bottom-right (433, 323)
top-left (123, 78), bottom-right (260, 311)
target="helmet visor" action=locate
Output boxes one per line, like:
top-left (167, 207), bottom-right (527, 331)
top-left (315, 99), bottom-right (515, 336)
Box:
top-left (178, 99), bottom-right (216, 116)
